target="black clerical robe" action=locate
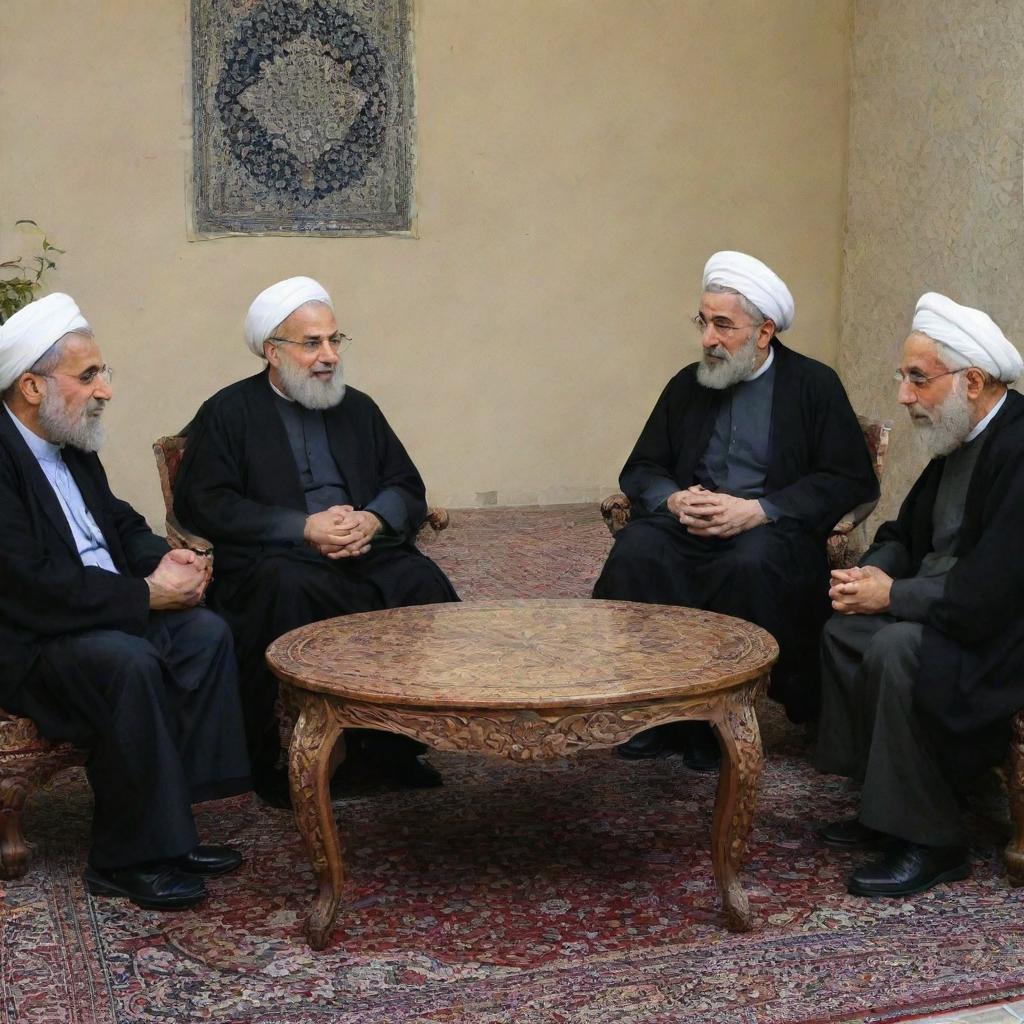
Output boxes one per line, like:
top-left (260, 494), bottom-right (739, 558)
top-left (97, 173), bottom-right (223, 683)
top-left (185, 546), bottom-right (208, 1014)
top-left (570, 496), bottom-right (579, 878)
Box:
top-left (173, 370), bottom-right (458, 777)
top-left (0, 410), bottom-right (250, 866)
top-left (867, 389), bottom-right (1024, 773)
top-left (593, 339), bottom-right (878, 719)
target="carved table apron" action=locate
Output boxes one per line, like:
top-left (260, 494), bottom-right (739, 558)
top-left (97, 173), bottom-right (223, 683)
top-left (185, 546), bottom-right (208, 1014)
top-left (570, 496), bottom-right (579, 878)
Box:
top-left (266, 598), bottom-right (778, 950)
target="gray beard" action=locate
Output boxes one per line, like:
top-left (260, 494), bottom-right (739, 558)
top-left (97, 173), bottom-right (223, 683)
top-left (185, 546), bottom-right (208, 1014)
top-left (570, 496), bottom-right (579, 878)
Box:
top-left (696, 333), bottom-right (760, 390)
top-left (37, 388), bottom-right (107, 452)
top-left (277, 358), bottom-right (346, 410)
top-left (910, 381), bottom-right (973, 458)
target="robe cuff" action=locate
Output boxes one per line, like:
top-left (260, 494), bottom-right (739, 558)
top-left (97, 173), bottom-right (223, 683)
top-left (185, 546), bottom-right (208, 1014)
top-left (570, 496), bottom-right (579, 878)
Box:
top-left (889, 575), bottom-right (948, 623)
top-left (860, 540), bottom-right (911, 578)
top-left (641, 480), bottom-right (680, 514)
top-left (365, 489), bottom-right (409, 537)
top-left (280, 509), bottom-right (309, 545)
top-left (758, 499), bottom-right (784, 523)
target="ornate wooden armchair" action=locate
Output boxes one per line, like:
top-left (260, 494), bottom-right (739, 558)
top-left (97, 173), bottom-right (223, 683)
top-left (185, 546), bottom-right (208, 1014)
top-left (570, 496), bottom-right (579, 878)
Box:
top-left (599, 415), bottom-right (893, 571)
top-left (0, 712), bottom-right (86, 877)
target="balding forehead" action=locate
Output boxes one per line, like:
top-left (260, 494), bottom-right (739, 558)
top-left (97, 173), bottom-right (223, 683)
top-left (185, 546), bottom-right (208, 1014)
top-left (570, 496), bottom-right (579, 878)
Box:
top-left (901, 332), bottom-right (946, 369)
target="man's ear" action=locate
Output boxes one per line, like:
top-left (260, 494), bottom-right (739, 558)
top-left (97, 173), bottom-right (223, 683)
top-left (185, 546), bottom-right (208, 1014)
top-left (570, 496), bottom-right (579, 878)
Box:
top-left (18, 373), bottom-right (44, 408)
top-left (964, 366), bottom-right (988, 397)
top-left (758, 319), bottom-right (776, 349)
top-left (263, 340), bottom-right (280, 368)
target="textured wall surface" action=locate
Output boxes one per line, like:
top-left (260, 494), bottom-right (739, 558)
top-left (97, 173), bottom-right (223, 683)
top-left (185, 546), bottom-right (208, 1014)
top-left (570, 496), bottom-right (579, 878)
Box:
top-left (839, 0), bottom-right (1024, 526)
top-left (0, 0), bottom-right (852, 528)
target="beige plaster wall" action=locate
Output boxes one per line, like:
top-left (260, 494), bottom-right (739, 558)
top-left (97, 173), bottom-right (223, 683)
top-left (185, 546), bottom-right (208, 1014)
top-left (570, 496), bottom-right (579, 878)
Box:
top-left (1, 0), bottom-right (852, 530)
top-left (839, 0), bottom-right (1024, 526)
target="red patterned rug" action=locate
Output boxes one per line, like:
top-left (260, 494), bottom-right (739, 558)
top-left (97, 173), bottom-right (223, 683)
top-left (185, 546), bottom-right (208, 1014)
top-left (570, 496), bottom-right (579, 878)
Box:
top-left (3, 505), bottom-right (1023, 1023)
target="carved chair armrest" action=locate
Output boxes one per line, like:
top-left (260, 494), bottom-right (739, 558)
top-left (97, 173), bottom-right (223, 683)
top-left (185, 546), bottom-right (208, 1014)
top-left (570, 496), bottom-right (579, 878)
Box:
top-left (600, 493), bottom-right (632, 536)
top-left (165, 514), bottom-right (214, 557)
top-left (425, 508), bottom-right (449, 533)
top-left (830, 516), bottom-right (856, 537)
top-left (416, 507), bottom-right (449, 546)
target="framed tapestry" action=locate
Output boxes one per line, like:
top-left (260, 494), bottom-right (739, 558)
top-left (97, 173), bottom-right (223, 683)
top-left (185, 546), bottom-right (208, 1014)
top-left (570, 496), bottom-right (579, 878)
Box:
top-left (190, 0), bottom-right (414, 236)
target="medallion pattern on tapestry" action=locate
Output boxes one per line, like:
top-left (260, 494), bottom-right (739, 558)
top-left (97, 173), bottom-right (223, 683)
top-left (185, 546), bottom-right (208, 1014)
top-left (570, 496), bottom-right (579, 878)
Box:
top-left (191, 0), bottom-right (413, 235)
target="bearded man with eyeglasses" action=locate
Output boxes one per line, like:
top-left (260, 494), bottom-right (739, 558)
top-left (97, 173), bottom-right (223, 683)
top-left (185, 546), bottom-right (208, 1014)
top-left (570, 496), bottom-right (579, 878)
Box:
top-left (174, 277), bottom-right (457, 806)
top-left (817, 292), bottom-right (1024, 897)
top-left (593, 251), bottom-right (877, 767)
top-left (0, 293), bottom-right (251, 910)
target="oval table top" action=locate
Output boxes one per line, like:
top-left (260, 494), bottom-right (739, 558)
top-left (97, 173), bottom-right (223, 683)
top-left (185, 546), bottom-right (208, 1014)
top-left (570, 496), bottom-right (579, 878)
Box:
top-left (266, 599), bottom-right (778, 711)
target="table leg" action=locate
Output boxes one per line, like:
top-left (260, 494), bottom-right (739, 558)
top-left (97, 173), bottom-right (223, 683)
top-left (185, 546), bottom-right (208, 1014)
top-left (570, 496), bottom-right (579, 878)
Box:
top-left (710, 681), bottom-right (764, 931)
top-left (287, 692), bottom-right (345, 950)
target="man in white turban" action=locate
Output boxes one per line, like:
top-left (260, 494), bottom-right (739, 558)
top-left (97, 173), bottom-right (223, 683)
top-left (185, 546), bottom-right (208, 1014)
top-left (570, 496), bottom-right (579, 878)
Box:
top-left (817, 292), bottom-right (1024, 897)
top-left (173, 277), bottom-right (457, 807)
top-left (594, 251), bottom-right (877, 767)
top-left (0, 294), bottom-right (250, 910)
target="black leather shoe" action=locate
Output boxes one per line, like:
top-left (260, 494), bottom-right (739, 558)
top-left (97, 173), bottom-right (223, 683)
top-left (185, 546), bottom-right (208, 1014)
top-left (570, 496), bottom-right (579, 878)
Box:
top-left (385, 755), bottom-right (443, 789)
top-left (821, 817), bottom-right (891, 849)
top-left (617, 726), bottom-right (669, 760)
top-left (177, 845), bottom-right (243, 876)
top-left (672, 721), bottom-right (721, 773)
top-left (84, 863), bottom-right (206, 910)
top-left (847, 840), bottom-right (970, 897)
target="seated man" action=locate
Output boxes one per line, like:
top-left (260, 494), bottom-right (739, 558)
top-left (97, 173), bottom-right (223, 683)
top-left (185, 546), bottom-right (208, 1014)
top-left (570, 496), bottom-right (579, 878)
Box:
top-left (173, 277), bottom-right (458, 806)
top-left (817, 292), bottom-right (1024, 897)
top-left (0, 294), bottom-right (250, 910)
top-left (594, 251), bottom-right (878, 767)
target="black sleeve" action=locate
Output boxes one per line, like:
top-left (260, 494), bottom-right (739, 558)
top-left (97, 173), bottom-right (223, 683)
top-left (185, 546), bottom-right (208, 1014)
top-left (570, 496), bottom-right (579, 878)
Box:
top-left (619, 380), bottom-right (683, 513)
top-left (925, 444), bottom-right (1024, 646)
top-left (763, 367), bottom-right (879, 535)
top-left (174, 400), bottom-right (308, 546)
top-left (363, 399), bottom-right (428, 542)
top-left (0, 453), bottom-right (150, 638)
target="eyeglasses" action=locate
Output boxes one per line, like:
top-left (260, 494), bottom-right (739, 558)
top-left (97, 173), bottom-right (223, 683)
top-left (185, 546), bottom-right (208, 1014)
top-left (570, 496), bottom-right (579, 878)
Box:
top-left (268, 333), bottom-right (352, 356)
top-left (691, 314), bottom-right (758, 337)
top-left (37, 365), bottom-right (113, 387)
top-left (892, 367), bottom-right (967, 389)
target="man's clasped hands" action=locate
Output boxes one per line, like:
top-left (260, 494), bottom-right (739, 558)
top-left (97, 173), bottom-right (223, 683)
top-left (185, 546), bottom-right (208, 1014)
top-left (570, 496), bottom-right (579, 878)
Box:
top-left (303, 505), bottom-right (382, 559)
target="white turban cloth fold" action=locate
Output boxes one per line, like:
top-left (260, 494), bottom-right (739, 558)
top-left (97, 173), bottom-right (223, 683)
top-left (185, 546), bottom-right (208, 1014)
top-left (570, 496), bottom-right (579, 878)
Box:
top-left (244, 276), bottom-right (333, 358)
top-left (0, 293), bottom-right (89, 392)
top-left (912, 292), bottom-right (1023, 384)
top-left (702, 251), bottom-right (795, 333)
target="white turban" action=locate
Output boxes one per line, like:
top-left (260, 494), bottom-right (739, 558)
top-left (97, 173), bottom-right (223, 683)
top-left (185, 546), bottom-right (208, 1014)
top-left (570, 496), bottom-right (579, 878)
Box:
top-left (912, 292), bottom-right (1023, 384)
top-left (0, 293), bottom-right (90, 392)
top-left (702, 251), bottom-right (795, 332)
top-left (244, 276), bottom-right (333, 358)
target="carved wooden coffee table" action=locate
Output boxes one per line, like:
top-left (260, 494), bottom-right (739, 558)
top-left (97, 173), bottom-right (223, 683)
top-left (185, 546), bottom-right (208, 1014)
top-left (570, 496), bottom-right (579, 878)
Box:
top-left (266, 598), bottom-right (778, 950)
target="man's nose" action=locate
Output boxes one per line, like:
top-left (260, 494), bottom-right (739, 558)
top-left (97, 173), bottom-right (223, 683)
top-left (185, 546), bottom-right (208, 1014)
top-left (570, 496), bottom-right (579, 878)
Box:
top-left (897, 380), bottom-right (916, 405)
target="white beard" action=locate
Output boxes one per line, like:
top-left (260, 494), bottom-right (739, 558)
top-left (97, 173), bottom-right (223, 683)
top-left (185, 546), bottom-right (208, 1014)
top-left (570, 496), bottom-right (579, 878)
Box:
top-left (909, 379), bottom-right (973, 458)
top-left (38, 389), bottom-right (107, 452)
top-left (277, 358), bottom-right (346, 410)
top-left (696, 333), bottom-right (760, 390)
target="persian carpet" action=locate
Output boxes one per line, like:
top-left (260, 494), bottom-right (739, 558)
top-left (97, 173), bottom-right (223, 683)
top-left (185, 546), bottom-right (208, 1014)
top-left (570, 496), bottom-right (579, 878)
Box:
top-left (3, 505), bottom-right (1023, 1024)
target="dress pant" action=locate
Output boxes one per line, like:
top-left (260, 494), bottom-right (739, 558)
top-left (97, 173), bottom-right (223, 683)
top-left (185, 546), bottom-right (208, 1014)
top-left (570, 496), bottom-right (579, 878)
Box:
top-left (816, 613), bottom-right (966, 846)
top-left (7, 608), bottom-right (251, 868)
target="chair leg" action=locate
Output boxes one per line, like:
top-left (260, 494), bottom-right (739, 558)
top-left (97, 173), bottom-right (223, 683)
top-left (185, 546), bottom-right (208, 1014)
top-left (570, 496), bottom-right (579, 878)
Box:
top-left (0, 783), bottom-right (31, 880)
top-left (1004, 714), bottom-right (1024, 886)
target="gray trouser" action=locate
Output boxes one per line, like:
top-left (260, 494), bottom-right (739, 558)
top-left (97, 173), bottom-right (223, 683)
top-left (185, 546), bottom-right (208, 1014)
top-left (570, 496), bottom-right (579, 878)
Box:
top-left (815, 614), bottom-right (966, 847)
